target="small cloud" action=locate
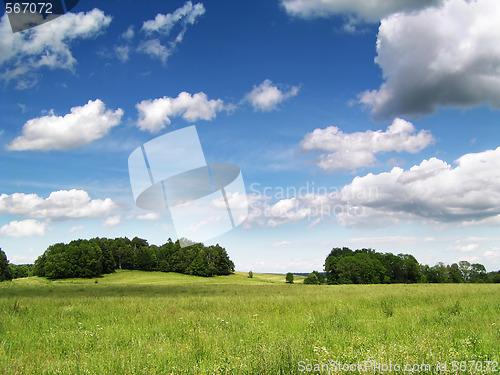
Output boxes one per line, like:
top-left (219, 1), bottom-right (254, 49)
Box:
top-left (103, 215), bottom-right (121, 227)
top-left (0, 219), bottom-right (48, 238)
top-left (6, 100), bottom-right (123, 151)
top-left (114, 45), bottom-right (131, 62)
top-left (136, 92), bottom-right (227, 133)
top-left (137, 212), bottom-right (162, 221)
top-left (0, 189), bottom-right (117, 220)
top-left (121, 26), bottom-right (135, 41)
top-left (69, 225), bottom-right (84, 233)
top-left (447, 243), bottom-right (479, 253)
top-left (245, 79), bottom-right (299, 111)
top-left (273, 240), bottom-right (294, 247)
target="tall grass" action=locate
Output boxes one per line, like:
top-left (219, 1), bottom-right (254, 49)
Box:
top-left (1, 271), bottom-right (499, 374)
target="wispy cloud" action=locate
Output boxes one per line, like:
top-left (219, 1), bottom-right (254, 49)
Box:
top-left (0, 9), bottom-right (112, 89)
top-left (138, 1), bottom-right (205, 65)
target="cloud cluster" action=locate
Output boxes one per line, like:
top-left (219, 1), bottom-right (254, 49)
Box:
top-left (341, 146), bottom-right (500, 224)
top-left (0, 219), bottom-right (48, 238)
top-left (281, 0), bottom-right (444, 21)
top-left (245, 147), bottom-right (500, 228)
top-left (0, 189), bottom-right (117, 220)
top-left (7, 100), bottom-right (123, 151)
top-left (300, 118), bottom-right (434, 171)
top-left (136, 92), bottom-right (226, 133)
top-left (358, 0), bottom-right (500, 118)
top-left (135, 79), bottom-right (299, 132)
top-left (245, 79), bottom-right (299, 111)
top-left (138, 1), bottom-right (205, 64)
top-left (0, 9), bottom-right (112, 89)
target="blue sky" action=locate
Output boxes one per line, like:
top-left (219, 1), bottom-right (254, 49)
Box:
top-left (1, 0), bottom-right (500, 272)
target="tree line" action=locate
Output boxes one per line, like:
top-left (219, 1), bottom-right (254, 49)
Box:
top-left (0, 238), bottom-right (235, 280)
top-left (309, 247), bottom-right (499, 284)
top-left (2, 244), bottom-right (499, 283)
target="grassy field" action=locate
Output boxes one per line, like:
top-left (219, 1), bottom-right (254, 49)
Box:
top-left (1, 270), bottom-right (499, 374)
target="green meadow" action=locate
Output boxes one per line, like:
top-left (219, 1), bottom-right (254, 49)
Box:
top-left (1, 270), bottom-right (499, 374)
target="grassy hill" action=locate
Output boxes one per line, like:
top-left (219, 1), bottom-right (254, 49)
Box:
top-left (1, 270), bottom-right (499, 374)
top-left (9, 269), bottom-right (306, 286)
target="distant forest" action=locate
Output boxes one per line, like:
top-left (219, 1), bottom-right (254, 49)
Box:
top-left (317, 247), bottom-right (499, 284)
top-left (1, 243), bottom-right (499, 283)
top-left (0, 237), bottom-right (234, 280)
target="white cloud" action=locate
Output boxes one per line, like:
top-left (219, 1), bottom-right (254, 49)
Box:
top-left (114, 45), bottom-right (131, 63)
top-left (103, 215), bottom-right (121, 227)
top-left (121, 26), bottom-right (135, 41)
top-left (245, 79), bottom-right (299, 111)
top-left (245, 192), bottom-right (337, 228)
top-left (136, 212), bottom-right (162, 221)
top-left (273, 241), bottom-right (294, 247)
top-left (340, 146), bottom-right (500, 224)
top-left (0, 219), bottom-right (48, 238)
top-left (281, 0), bottom-right (445, 21)
top-left (301, 118), bottom-right (434, 172)
top-left (458, 244), bottom-right (479, 253)
top-left (137, 39), bottom-right (170, 64)
top-left (69, 225), bottom-right (84, 233)
top-left (245, 146), bottom-right (500, 228)
top-left (142, 1), bottom-right (205, 33)
top-left (136, 92), bottom-right (226, 133)
top-left (483, 248), bottom-right (500, 261)
top-left (358, 0), bottom-right (500, 119)
top-left (7, 99), bottom-right (123, 151)
top-left (0, 189), bottom-right (117, 220)
top-left (138, 1), bottom-right (205, 64)
top-left (113, 26), bottom-right (135, 62)
top-left (0, 9), bottom-right (112, 89)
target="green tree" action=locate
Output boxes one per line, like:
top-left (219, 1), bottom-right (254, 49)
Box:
top-left (458, 261), bottom-right (471, 281)
top-left (448, 263), bottom-right (464, 283)
top-left (8, 264), bottom-right (33, 279)
top-left (470, 263), bottom-right (489, 283)
top-left (248, 270), bottom-right (253, 278)
top-left (427, 263), bottom-right (450, 283)
top-left (33, 237), bottom-right (235, 279)
top-left (303, 272), bottom-right (320, 285)
top-left (285, 272), bottom-right (294, 284)
top-left (490, 271), bottom-right (500, 283)
top-left (0, 248), bottom-right (12, 282)
top-left (311, 270), bottom-right (325, 284)
top-left (324, 247), bottom-right (354, 284)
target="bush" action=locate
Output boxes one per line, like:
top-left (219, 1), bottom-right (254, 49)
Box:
top-left (303, 273), bottom-right (319, 285)
top-left (286, 272), bottom-right (294, 284)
